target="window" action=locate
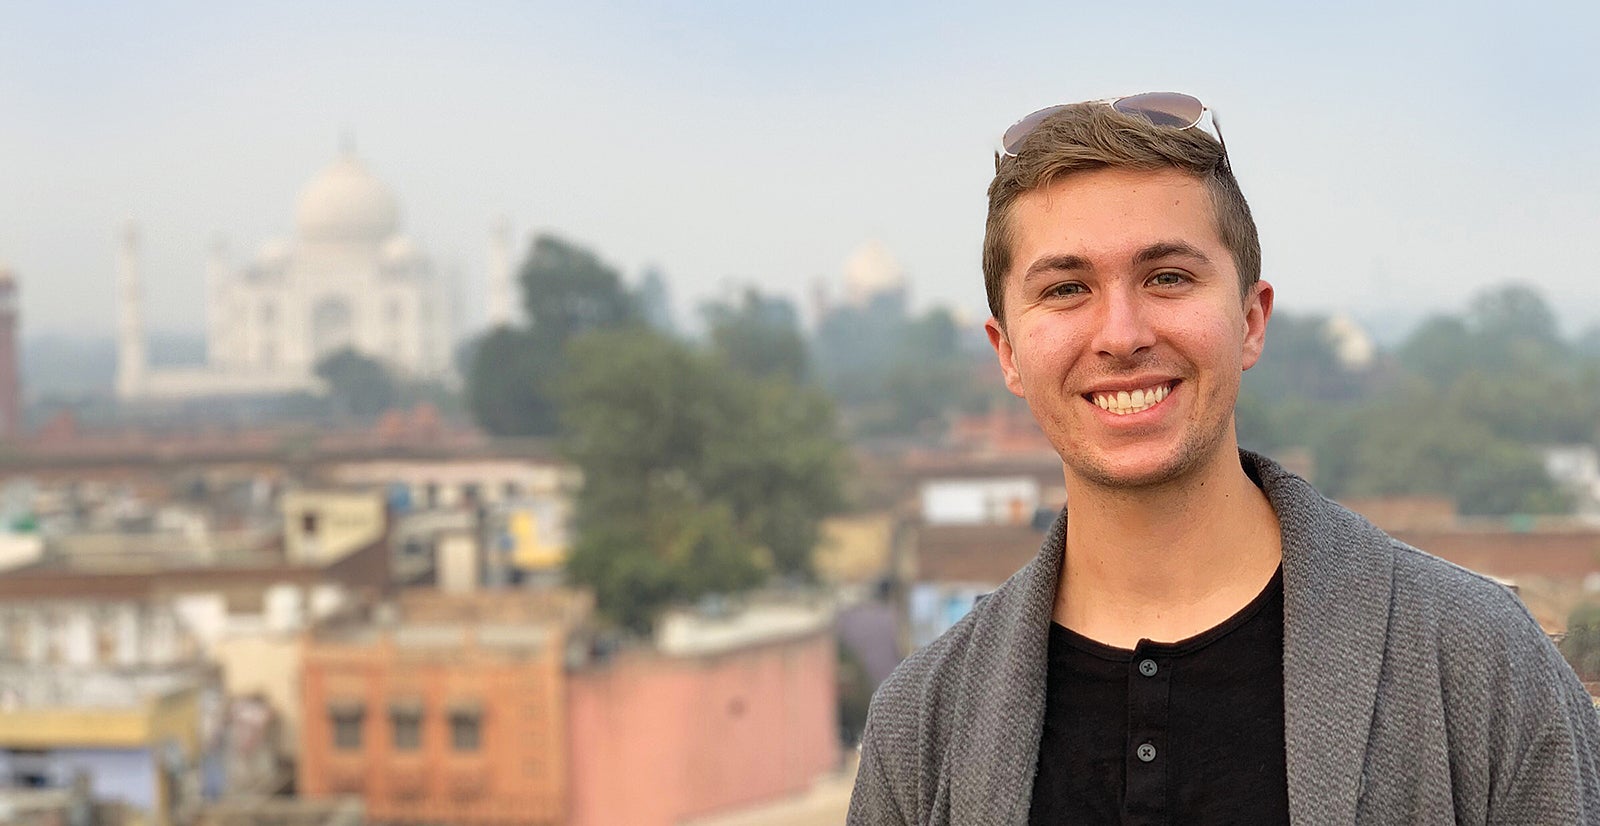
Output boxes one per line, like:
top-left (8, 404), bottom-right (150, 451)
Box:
top-left (330, 703), bottom-right (364, 750)
top-left (449, 705), bottom-right (482, 752)
top-left (390, 703), bottom-right (422, 751)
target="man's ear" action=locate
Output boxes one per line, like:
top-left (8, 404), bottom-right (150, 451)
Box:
top-left (985, 316), bottom-right (1027, 398)
top-left (1241, 280), bottom-right (1274, 371)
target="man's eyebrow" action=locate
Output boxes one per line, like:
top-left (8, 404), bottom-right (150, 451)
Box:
top-left (1020, 254), bottom-right (1092, 284)
top-left (1134, 241), bottom-right (1212, 266)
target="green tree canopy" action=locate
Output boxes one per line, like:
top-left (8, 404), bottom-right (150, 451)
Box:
top-left (315, 348), bottom-right (398, 417)
top-left (703, 288), bottom-right (810, 383)
top-left (521, 234), bottom-right (641, 348)
top-left (559, 327), bottom-right (846, 632)
top-left (466, 233), bottom-right (643, 437)
top-left (464, 327), bottom-right (560, 437)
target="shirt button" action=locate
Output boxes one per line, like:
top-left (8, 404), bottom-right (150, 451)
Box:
top-left (1138, 659), bottom-right (1158, 677)
top-left (1136, 743), bottom-right (1157, 763)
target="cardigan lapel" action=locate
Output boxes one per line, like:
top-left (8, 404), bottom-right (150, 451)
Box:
top-left (944, 452), bottom-right (1391, 825)
top-left (948, 506), bottom-right (1068, 824)
top-left (1252, 452), bottom-right (1394, 826)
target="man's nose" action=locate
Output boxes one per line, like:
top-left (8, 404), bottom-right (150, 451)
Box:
top-left (1090, 288), bottom-right (1156, 359)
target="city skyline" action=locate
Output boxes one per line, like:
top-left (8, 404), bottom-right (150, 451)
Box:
top-left (3, 1), bottom-right (1599, 340)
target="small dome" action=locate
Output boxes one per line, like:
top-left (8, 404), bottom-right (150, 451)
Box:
top-left (1323, 314), bottom-right (1376, 370)
top-left (257, 238), bottom-right (292, 265)
top-left (294, 151), bottom-right (400, 244)
top-left (844, 240), bottom-right (905, 305)
top-left (381, 235), bottom-right (422, 264)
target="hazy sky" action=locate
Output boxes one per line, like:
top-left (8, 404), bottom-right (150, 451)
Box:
top-left (3, 1), bottom-right (1598, 342)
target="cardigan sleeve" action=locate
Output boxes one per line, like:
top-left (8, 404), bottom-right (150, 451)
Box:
top-left (1486, 647), bottom-right (1600, 824)
top-left (848, 731), bottom-right (910, 825)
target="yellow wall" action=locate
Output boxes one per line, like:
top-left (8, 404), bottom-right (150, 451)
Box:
top-left (813, 513), bottom-right (895, 584)
top-left (507, 507), bottom-right (567, 572)
top-left (282, 490), bottom-right (386, 564)
top-left (0, 688), bottom-right (198, 752)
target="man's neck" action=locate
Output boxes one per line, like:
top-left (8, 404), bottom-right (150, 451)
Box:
top-left (1054, 446), bottom-right (1282, 648)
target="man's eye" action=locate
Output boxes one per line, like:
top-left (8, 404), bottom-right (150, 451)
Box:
top-left (1048, 282), bottom-right (1087, 297)
top-left (1149, 271), bottom-right (1187, 286)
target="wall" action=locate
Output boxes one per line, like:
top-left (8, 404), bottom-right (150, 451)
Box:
top-left (0, 748), bottom-right (155, 813)
top-left (281, 490), bottom-right (384, 565)
top-left (212, 635), bottom-right (302, 752)
top-left (566, 631), bottom-right (838, 826)
top-left (299, 628), bottom-right (567, 825)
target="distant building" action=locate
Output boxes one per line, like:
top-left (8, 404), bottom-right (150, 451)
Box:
top-left (566, 597), bottom-right (839, 826)
top-left (841, 240), bottom-right (907, 313)
top-left (0, 499), bottom-right (392, 755)
top-left (298, 589), bottom-right (587, 825)
top-left (1322, 313), bottom-right (1377, 370)
top-left (115, 148), bottom-right (459, 401)
top-left (0, 662), bottom-right (221, 826)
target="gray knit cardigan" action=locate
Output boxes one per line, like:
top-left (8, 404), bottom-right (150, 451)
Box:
top-left (848, 451), bottom-right (1600, 824)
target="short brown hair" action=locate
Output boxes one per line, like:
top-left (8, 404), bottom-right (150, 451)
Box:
top-left (982, 103), bottom-right (1260, 323)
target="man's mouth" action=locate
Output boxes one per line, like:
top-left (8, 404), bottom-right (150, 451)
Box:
top-left (1088, 381), bottom-right (1174, 416)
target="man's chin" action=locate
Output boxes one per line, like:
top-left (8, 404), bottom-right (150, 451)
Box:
top-left (1065, 446), bottom-right (1207, 492)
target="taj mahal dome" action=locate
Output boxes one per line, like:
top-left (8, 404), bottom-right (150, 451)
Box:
top-left (116, 148), bottom-right (517, 401)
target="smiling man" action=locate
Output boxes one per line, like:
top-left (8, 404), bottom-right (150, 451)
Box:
top-left (847, 96), bottom-right (1600, 825)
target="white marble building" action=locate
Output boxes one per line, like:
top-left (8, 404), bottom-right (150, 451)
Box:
top-left (116, 149), bottom-right (516, 401)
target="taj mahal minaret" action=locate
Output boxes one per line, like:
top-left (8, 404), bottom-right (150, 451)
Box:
top-left (115, 222), bottom-right (147, 400)
top-left (486, 216), bottom-right (515, 330)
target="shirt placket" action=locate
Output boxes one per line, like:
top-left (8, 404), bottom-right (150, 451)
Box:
top-left (1122, 644), bottom-right (1170, 824)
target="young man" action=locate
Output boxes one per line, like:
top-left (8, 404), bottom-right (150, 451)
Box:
top-left (848, 95), bottom-right (1600, 824)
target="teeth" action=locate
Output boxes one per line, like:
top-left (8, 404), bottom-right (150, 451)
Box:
top-left (1091, 383), bottom-right (1171, 415)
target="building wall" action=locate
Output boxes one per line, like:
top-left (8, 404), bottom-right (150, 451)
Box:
top-left (0, 684), bottom-right (206, 826)
top-left (299, 630), bottom-right (567, 825)
top-left (0, 748), bottom-right (155, 812)
top-left (281, 490), bottom-right (385, 565)
top-left (212, 635), bottom-right (302, 753)
top-left (1392, 529), bottom-right (1600, 580)
top-left (566, 631), bottom-right (839, 826)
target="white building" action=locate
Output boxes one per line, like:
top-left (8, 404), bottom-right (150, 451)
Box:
top-left (116, 149), bottom-right (514, 401)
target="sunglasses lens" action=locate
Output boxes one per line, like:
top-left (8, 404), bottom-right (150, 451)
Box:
top-left (1002, 104), bottom-right (1071, 156)
top-left (1112, 92), bottom-right (1204, 128)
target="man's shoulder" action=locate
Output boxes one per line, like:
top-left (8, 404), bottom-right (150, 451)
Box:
top-left (869, 588), bottom-right (996, 725)
top-left (1381, 532), bottom-right (1564, 668)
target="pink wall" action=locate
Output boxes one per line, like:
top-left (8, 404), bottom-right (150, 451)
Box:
top-left (566, 631), bottom-right (839, 826)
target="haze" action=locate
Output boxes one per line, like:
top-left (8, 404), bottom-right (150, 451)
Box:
top-left (3, 0), bottom-right (1598, 341)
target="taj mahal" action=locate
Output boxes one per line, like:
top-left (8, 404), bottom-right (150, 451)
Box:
top-left (116, 148), bottom-right (516, 401)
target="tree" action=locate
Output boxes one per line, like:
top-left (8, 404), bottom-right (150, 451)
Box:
top-left (1397, 315), bottom-right (1476, 388)
top-left (1559, 603), bottom-right (1600, 681)
top-left (315, 348), bottom-right (398, 417)
top-left (559, 327), bottom-right (846, 632)
top-left (1311, 384), bottom-right (1569, 516)
top-left (703, 288), bottom-right (810, 383)
top-left (464, 327), bottom-right (560, 437)
top-left (811, 302), bottom-right (982, 437)
top-left (520, 234), bottom-right (640, 348)
top-left (465, 233), bottom-right (642, 436)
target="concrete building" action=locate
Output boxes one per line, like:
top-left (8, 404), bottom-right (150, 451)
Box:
top-left (0, 662), bottom-right (220, 826)
top-left (566, 597), bottom-right (840, 826)
top-left (115, 149), bottom-right (455, 401)
top-left (0, 501), bottom-right (392, 754)
top-left (299, 589), bottom-right (587, 825)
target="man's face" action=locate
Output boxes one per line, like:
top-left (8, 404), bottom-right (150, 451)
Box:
top-left (985, 167), bottom-right (1272, 491)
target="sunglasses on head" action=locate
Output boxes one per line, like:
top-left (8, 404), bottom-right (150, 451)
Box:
top-left (999, 92), bottom-right (1228, 167)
